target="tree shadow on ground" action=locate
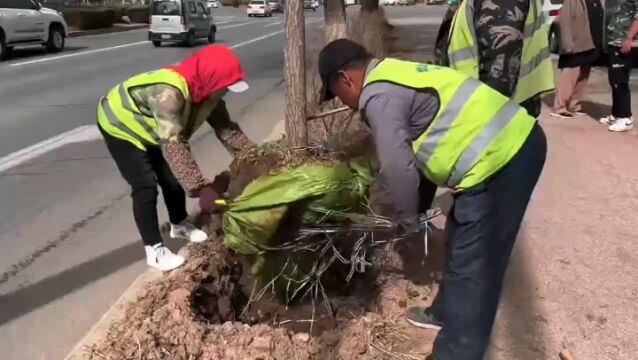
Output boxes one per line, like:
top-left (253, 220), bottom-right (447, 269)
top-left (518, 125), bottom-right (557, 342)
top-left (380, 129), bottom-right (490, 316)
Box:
top-left (579, 100), bottom-right (611, 121)
top-left (0, 220), bottom-right (190, 326)
top-left (542, 93), bottom-right (611, 121)
top-left (391, 220), bottom-right (550, 358)
top-left (488, 227), bottom-right (551, 359)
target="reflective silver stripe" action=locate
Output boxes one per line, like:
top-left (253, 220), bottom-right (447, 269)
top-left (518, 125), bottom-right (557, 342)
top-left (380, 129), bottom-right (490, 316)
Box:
top-left (450, 46), bottom-right (476, 64)
top-left (118, 85), bottom-right (160, 142)
top-left (416, 78), bottom-right (481, 168)
top-left (524, 13), bottom-right (546, 37)
top-left (518, 46), bottom-right (550, 77)
top-left (449, 0), bottom-right (477, 66)
top-left (447, 101), bottom-right (522, 187)
top-left (100, 97), bottom-right (148, 144)
top-left (524, 1), bottom-right (546, 36)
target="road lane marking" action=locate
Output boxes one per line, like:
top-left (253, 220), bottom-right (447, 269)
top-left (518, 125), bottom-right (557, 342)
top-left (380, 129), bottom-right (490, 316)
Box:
top-left (215, 15), bottom-right (237, 21)
top-left (9, 22), bottom-right (262, 67)
top-left (265, 21), bottom-right (283, 27)
top-left (229, 28), bottom-right (284, 48)
top-left (10, 41), bottom-right (150, 67)
top-left (0, 125), bottom-right (102, 173)
top-left (0, 29), bottom-right (286, 172)
top-left (218, 21), bottom-right (253, 29)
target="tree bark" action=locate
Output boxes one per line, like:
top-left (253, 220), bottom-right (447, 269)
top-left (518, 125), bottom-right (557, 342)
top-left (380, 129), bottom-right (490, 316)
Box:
top-left (284, 0), bottom-right (308, 146)
top-left (324, 0), bottom-right (348, 43)
top-left (360, 0), bottom-right (379, 12)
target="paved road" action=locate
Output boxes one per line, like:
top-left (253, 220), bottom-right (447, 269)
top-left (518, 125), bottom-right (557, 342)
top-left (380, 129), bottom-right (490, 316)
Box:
top-left (0, 5), bottom-right (447, 359)
top-left (0, 7), bottom-right (321, 359)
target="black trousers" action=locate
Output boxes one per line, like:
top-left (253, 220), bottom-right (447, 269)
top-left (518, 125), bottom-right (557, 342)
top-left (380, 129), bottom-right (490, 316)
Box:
top-left (608, 45), bottom-right (638, 118)
top-left (432, 123), bottom-right (547, 359)
top-left (100, 126), bottom-right (188, 246)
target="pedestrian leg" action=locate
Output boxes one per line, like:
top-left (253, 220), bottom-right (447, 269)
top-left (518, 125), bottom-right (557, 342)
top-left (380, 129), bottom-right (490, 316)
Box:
top-left (552, 67), bottom-right (580, 115)
top-left (608, 46), bottom-right (632, 119)
top-left (569, 66), bottom-right (591, 114)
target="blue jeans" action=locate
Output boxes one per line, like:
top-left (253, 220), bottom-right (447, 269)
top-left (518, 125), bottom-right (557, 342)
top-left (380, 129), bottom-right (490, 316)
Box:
top-left (432, 123), bottom-right (547, 359)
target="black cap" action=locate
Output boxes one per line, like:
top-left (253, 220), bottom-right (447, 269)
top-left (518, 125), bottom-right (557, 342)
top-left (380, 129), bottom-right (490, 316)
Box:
top-left (318, 39), bottom-right (371, 102)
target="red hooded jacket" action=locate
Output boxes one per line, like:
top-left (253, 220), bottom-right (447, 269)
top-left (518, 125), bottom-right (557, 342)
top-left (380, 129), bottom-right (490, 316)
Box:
top-left (166, 45), bottom-right (245, 104)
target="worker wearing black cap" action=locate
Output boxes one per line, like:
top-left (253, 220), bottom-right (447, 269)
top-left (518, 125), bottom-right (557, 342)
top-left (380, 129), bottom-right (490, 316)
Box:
top-left (318, 38), bottom-right (547, 359)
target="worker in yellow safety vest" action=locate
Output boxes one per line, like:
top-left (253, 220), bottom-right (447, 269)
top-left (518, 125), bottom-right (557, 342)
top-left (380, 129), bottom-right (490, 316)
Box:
top-left (98, 45), bottom-right (254, 271)
top-left (318, 39), bottom-right (546, 359)
top-left (444, 0), bottom-right (555, 117)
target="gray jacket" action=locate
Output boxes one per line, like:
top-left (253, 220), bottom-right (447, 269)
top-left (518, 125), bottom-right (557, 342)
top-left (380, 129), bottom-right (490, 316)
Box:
top-left (359, 59), bottom-right (440, 225)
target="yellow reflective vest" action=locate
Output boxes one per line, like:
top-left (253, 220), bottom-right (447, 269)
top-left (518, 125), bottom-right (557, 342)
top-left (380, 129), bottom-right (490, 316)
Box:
top-left (97, 69), bottom-right (217, 151)
top-left (364, 59), bottom-right (536, 190)
top-left (447, 0), bottom-right (554, 104)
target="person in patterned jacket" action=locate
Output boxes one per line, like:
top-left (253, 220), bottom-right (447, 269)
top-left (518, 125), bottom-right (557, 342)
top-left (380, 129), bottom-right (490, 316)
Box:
top-left (98, 45), bottom-right (254, 271)
top-left (599, 0), bottom-right (638, 132)
top-left (434, 0), bottom-right (543, 118)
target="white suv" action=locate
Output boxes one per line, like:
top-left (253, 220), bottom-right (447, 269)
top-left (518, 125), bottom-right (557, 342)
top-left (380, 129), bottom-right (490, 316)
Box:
top-left (0, 0), bottom-right (68, 60)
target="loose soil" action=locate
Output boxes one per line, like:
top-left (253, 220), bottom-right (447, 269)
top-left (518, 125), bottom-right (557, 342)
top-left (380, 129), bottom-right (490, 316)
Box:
top-left (85, 9), bottom-right (442, 360)
top-left (87, 215), bottom-right (441, 360)
top-left (227, 141), bottom-right (345, 198)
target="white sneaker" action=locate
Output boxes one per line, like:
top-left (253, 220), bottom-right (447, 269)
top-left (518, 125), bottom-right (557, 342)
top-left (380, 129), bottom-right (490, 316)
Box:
top-left (145, 244), bottom-right (185, 271)
top-left (608, 117), bottom-right (634, 132)
top-left (170, 221), bottom-right (208, 243)
top-left (599, 115), bottom-right (616, 125)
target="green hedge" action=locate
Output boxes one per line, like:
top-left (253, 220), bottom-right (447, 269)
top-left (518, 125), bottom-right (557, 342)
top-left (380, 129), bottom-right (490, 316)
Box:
top-left (62, 8), bottom-right (116, 30)
top-left (127, 6), bottom-right (150, 24)
top-left (62, 5), bottom-right (150, 29)
top-left (220, 0), bottom-right (250, 5)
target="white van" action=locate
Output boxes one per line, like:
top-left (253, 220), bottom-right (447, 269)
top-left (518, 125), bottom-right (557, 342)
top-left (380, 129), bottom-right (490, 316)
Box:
top-left (149, 0), bottom-right (217, 47)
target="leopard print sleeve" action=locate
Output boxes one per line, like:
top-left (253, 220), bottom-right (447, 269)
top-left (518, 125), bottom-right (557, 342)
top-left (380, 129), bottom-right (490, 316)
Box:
top-left (136, 85), bottom-right (209, 197)
top-left (161, 138), bottom-right (210, 197)
top-left (206, 100), bottom-right (255, 156)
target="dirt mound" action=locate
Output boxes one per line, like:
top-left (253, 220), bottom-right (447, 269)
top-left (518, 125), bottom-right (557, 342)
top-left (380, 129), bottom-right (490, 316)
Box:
top-left (86, 216), bottom-right (438, 360)
top-left (85, 8), bottom-right (441, 359)
top-left (227, 142), bottom-right (345, 198)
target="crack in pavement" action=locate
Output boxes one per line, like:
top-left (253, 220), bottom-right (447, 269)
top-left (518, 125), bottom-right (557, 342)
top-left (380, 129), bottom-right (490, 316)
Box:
top-left (0, 192), bottom-right (128, 286)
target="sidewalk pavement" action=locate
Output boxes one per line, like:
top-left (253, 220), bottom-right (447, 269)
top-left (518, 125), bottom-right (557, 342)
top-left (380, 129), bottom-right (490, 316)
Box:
top-left (392, 14), bottom-right (638, 360)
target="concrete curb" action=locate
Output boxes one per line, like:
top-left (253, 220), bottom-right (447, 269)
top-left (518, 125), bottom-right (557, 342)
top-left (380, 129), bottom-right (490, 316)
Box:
top-left (68, 24), bottom-right (148, 38)
top-left (63, 268), bottom-right (163, 360)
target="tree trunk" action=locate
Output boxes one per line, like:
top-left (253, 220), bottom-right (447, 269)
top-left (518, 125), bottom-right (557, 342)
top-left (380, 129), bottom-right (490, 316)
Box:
top-left (284, 0), bottom-right (308, 147)
top-left (360, 0), bottom-right (379, 12)
top-left (324, 0), bottom-right (348, 43)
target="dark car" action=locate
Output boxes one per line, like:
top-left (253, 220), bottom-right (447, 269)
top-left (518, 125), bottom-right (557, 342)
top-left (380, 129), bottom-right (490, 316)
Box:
top-left (550, 0), bottom-right (620, 54)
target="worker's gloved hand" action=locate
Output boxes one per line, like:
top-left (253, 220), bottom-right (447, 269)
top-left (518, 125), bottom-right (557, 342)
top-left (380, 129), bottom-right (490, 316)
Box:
top-left (198, 185), bottom-right (223, 214)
